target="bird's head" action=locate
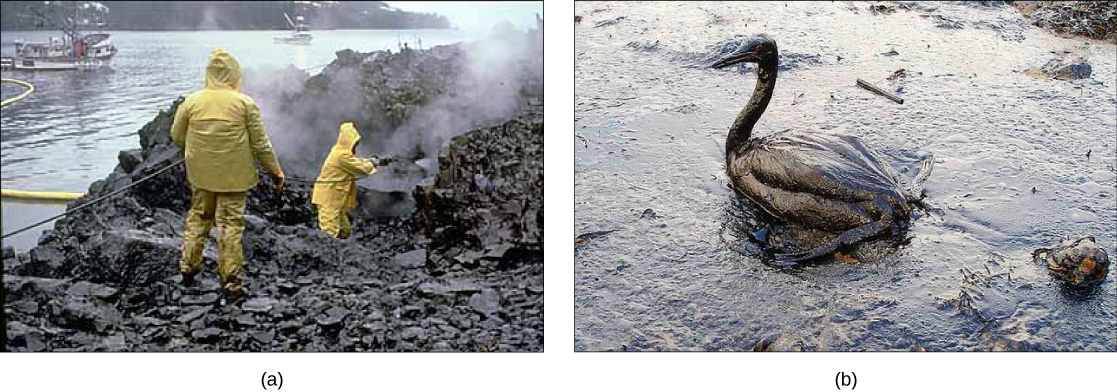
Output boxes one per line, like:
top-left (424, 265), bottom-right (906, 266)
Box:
top-left (712, 34), bottom-right (778, 69)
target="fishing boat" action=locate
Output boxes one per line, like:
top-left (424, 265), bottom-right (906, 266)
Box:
top-left (274, 13), bottom-right (313, 45)
top-left (0, 57), bottom-right (103, 72)
top-left (274, 31), bottom-right (313, 45)
top-left (1, 2), bottom-right (117, 72)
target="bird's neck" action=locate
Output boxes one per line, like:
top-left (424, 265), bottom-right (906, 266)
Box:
top-left (726, 59), bottom-right (777, 158)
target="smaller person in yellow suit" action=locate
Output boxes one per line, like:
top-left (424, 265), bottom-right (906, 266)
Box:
top-left (172, 49), bottom-right (285, 303)
top-left (312, 121), bottom-right (382, 239)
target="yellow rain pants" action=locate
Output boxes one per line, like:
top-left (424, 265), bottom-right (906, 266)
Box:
top-left (317, 204), bottom-right (353, 239)
top-left (180, 188), bottom-right (248, 293)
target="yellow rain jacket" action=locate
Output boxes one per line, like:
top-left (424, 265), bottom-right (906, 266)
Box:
top-left (312, 122), bottom-right (376, 238)
top-left (171, 49), bottom-right (284, 192)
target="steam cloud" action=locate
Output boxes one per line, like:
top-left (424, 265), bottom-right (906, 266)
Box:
top-left (241, 20), bottom-right (543, 195)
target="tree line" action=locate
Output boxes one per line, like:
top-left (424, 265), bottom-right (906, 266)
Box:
top-left (0, 1), bottom-right (452, 31)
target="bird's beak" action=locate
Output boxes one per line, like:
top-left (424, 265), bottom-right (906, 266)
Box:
top-left (711, 52), bottom-right (755, 69)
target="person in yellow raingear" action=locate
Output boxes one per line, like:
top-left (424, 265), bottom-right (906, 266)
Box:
top-left (171, 48), bottom-right (285, 302)
top-left (312, 121), bottom-right (380, 239)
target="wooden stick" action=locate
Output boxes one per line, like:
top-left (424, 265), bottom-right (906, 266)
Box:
top-left (856, 78), bottom-right (904, 104)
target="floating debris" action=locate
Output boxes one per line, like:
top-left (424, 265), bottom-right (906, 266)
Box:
top-left (1033, 237), bottom-right (1110, 288)
top-left (1024, 53), bottom-right (1092, 80)
top-left (626, 40), bottom-right (661, 52)
top-left (752, 333), bottom-right (804, 351)
top-left (575, 230), bottom-right (618, 254)
top-left (595, 16), bottom-right (626, 28)
top-left (926, 14), bottom-right (965, 29)
top-left (887, 68), bottom-right (909, 81)
top-left (857, 78), bottom-right (904, 104)
top-left (791, 92), bottom-right (805, 105)
top-left (869, 4), bottom-right (896, 15)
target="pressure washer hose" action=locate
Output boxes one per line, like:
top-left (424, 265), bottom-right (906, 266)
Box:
top-left (1, 78), bottom-right (35, 108)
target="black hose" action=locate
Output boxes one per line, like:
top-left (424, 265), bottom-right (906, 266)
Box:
top-left (283, 175), bottom-right (368, 184)
top-left (267, 157), bottom-right (394, 184)
top-left (0, 158), bottom-right (186, 240)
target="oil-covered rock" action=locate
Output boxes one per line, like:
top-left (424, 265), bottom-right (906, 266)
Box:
top-left (413, 108), bottom-right (544, 274)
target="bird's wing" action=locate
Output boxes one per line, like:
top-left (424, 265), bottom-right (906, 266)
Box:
top-left (739, 131), bottom-right (903, 202)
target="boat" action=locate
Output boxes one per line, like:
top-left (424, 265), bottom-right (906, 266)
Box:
top-left (2, 2), bottom-right (117, 72)
top-left (274, 13), bottom-right (313, 45)
top-left (274, 31), bottom-right (314, 45)
top-left (1, 56), bottom-right (103, 71)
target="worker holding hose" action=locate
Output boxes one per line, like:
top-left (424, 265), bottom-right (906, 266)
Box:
top-left (171, 48), bottom-right (285, 304)
top-left (311, 121), bottom-right (386, 239)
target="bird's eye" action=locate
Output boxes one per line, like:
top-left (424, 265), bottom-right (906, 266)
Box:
top-left (754, 44), bottom-right (764, 52)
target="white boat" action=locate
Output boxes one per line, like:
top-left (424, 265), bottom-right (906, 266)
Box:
top-left (3, 2), bottom-right (117, 72)
top-left (1, 56), bottom-right (103, 71)
top-left (274, 31), bottom-right (314, 45)
top-left (274, 13), bottom-right (313, 45)
top-left (14, 34), bottom-right (116, 60)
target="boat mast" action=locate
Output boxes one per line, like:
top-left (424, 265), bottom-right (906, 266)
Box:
top-left (26, 2), bottom-right (97, 47)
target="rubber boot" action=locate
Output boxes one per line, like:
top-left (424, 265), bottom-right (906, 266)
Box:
top-left (222, 287), bottom-right (247, 307)
top-left (181, 272), bottom-right (197, 287)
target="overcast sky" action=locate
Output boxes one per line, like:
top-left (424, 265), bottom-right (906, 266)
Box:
top-left (384, 2), bottom-right (542, 33)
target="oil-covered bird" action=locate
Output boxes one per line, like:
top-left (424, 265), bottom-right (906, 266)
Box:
top-left (712, 34), bottom-right (934, 266)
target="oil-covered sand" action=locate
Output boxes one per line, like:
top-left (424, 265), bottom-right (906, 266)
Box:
top-left (575, 1), bottom-right (1115, 351)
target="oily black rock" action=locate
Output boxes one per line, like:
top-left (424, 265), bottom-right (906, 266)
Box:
top-left (413, 108), bottom-right (544, 274)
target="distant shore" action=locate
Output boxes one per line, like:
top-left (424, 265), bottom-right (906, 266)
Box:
top-left (1, 1), bottom-right (453, 32)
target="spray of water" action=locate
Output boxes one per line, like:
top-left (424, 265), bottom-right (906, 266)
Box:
top-left (389, 23), bottom-right (542, 171)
